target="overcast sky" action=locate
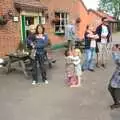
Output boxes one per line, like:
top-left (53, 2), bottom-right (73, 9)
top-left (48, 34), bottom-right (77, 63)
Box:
top-left (83, 0), bottom-right (99, 10)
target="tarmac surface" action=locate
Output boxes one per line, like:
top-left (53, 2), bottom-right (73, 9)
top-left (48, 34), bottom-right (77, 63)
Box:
top-left (0, 33), bottom-right (120, 120)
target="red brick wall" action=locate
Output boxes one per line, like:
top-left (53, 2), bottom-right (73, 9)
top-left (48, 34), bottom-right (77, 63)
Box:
top-left (0, 0), bottom-right (20, 56)
top-left (88, 11), bottom-right (102, 30)
top-left (41, 0), bottom-right (88, 44)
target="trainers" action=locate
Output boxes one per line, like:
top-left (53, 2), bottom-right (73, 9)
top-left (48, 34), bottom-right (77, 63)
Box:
top-left (32, 81), bottom-right (36, 85)
top-left (110, 103), bottom-right (120, 110)
top-left (101, 64), bottom-right (106, 68)
top-left (37, 82), bottom-right (41, 85)
top-left (45, 80), bottom-right (48, 84)
top-left (88, 69), bottom-right (95, 72)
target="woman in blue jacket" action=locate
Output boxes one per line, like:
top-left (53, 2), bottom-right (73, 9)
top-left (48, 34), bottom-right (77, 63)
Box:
top-left (32, 24), bottom-right (48, 85)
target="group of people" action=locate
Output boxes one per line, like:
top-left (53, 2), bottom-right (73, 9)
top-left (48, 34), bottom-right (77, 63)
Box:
top-left (64, 17), bottom-right (120, 110)
top-left (26, 17), bottom-right (120, 110)
top-left (64, 17), bottom-right (111, 87)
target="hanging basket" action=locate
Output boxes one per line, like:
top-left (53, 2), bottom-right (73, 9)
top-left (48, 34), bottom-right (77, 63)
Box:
top-left (0, 16), bottom-right (8, 25)
top-left (51, 18), bottom-right (60, 25)
top-left (76, 17), bottom-right (81, 24)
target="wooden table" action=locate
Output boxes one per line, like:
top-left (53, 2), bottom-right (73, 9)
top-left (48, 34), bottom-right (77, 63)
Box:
top-left (6, 52), bottom-right (30, 77)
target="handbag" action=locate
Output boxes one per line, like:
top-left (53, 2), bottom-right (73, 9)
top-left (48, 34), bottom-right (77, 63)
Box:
top-left (30, 49), bottom-right (36, 60)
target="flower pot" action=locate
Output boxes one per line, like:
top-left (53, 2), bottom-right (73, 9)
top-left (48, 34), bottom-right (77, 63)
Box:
top-left (0, 16), bottom-right (8, 25)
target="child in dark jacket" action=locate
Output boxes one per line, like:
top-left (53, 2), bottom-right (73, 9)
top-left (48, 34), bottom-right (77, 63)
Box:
top-left (26, 25), bottom-right (36, 50)
top-left (108, 44), bottom-right (120, 109)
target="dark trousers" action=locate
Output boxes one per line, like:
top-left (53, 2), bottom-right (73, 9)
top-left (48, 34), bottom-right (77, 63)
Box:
top-left (32, 54), bottom-right (47, 83)
top-left (108, 85), bottom-right (120, 104)
top-left (68, 40), bottom-right (74, 50)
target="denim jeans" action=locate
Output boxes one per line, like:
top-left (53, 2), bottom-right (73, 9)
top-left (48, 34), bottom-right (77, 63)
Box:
top-left (83, 48), bottom-right (96, 70)
top-left (32, 54), bottom-right (47, 83)
top-left (97, 43), bottom-right (108, 65)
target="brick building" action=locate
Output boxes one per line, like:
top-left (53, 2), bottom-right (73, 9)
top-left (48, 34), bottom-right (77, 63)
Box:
top-left (1, 0), bottom-right (117, 56)
top-left (0, 0), bottom-right (89, 56)
top-left (0, 0), bottom-right (47, 56)
top-left (88, 9), bottom-right (118, 32)
top-left (40, 0), bottom-right (89, 47)
top-left (0, 0), bottom-right (20, 56)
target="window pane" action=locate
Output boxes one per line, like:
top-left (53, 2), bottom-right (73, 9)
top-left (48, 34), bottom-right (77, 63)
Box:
top-left (54, 12), bottom-right (69, 34)
top-left (61, 13), bottom-right (64, 18)
top-left (25, 17), bottom-right (34, 26)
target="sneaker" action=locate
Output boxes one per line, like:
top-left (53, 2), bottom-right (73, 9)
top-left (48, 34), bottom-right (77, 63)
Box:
top-left (110, 103), bottom-right (120, 110)
top-left (32, 81), bottom-right (36, 85)
top-left (37, 82), bottom-right (41, 85)
top-left (101, 64), bottom-right (106, 68)
top-left (45, 80), bottom-right (48, 84)
top-left (96, 63), bottom-right (100, 68)
top-left (52, 60), bottom-right (56, 63)
top-left (88, 69), bottom-right (95, 72)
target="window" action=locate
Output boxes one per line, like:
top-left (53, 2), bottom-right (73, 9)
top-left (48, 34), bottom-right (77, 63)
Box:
top-left (25, 17), bottom-right (34, 26)
top-left (39, 16), bottom-right (46, 24)
top-left (54, 12), bottom-right (69, 35)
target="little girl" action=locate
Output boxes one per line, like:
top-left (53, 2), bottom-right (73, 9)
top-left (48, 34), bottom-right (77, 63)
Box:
top-left (64, 48), bottom-right (81, 87)
top-left (72, 48), bottom-right (82, 87)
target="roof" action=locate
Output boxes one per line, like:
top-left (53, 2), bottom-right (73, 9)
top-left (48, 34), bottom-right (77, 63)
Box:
top-left (88, 9), bottom-right (117, 22)
top-left (14, 0), bottom-right (48, 12)
top-left (79, 0), bottom-right (88, 13)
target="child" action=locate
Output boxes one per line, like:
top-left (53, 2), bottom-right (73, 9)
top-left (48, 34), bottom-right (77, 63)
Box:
top-left (64, 49), bottom-right (79, 87)
top-left (108, 44), bottom-right (120, 109)
top-left (72, 48), bottom-right (82, 87)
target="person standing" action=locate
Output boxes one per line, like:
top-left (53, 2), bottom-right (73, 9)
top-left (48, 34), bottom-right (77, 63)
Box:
top-left (64, 49), bottom-right (78, 87)
top-left (82, 25), bottom-right (99, 72)
top-left (96, 17), bottom-right (111, 68)
top-left (108, 44), bottom-right (120, 109)
top-left (26, 25), bottom-right (37, 61)
top-left (31, 24), bottom-right (48, 85)
top-left (72, 48), bottom-right (82, 87)
top-left (65, 20), bottom-right (76, 50)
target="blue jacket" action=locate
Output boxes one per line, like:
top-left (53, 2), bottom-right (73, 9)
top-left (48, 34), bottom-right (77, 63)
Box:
top-left (96, 24), bottom-right (111, 43)
top-left (35, 34), bottom-right (48, 55)
top-left (84, 31), bottom-right (97, 50)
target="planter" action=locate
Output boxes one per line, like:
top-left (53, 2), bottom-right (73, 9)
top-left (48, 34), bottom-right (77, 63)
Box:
top-left (0, 16), bottom-right (8, 25)
top-left (55, 32), bottom-right (64, 36)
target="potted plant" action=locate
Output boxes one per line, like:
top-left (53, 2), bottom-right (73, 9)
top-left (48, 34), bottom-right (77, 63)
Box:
top-left (0, 15), bottom-right (8, 25)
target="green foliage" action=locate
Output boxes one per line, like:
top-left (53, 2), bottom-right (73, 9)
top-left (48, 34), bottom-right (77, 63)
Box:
top-left (98, 0), bottom-right (120, 19)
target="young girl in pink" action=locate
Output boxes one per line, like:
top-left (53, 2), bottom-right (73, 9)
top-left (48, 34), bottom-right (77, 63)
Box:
top-left (64, 49), bottom-right (81, 87)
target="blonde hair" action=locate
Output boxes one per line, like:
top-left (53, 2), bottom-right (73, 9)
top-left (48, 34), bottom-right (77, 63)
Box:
top-left (29, 24), bottom-right (36, 31)
top-left (74, 48), bottom-right (81, 57)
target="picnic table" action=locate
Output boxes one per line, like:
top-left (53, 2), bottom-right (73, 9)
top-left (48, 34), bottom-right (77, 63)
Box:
top-left (6, 51), bottom-right (30, 77)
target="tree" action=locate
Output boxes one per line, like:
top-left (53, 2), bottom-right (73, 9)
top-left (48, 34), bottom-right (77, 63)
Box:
top-left (98, 0), bottom-right (120, 19)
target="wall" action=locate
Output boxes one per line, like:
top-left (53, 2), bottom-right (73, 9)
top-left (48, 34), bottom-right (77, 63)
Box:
top-left (88, 11), bottom-right (102, 31)
top-left (0, 0), bottom-right (20, 56)
top-left (41, 0), bottom-right (88, 45)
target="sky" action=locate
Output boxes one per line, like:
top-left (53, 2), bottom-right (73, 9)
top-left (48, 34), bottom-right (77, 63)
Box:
top-left (83, 0), bottom-right (99, 10)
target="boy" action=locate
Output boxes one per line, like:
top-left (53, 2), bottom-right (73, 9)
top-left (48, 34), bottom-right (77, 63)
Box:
top-left (108, 44), bottom-right (120, 109)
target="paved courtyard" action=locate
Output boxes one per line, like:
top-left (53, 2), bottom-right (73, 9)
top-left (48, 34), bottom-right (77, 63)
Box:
top-left (0, 33), bottom-right (120, 120)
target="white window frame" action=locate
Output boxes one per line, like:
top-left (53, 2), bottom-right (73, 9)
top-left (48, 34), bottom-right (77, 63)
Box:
top-left (54, 12), bottom-right (69, 34)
